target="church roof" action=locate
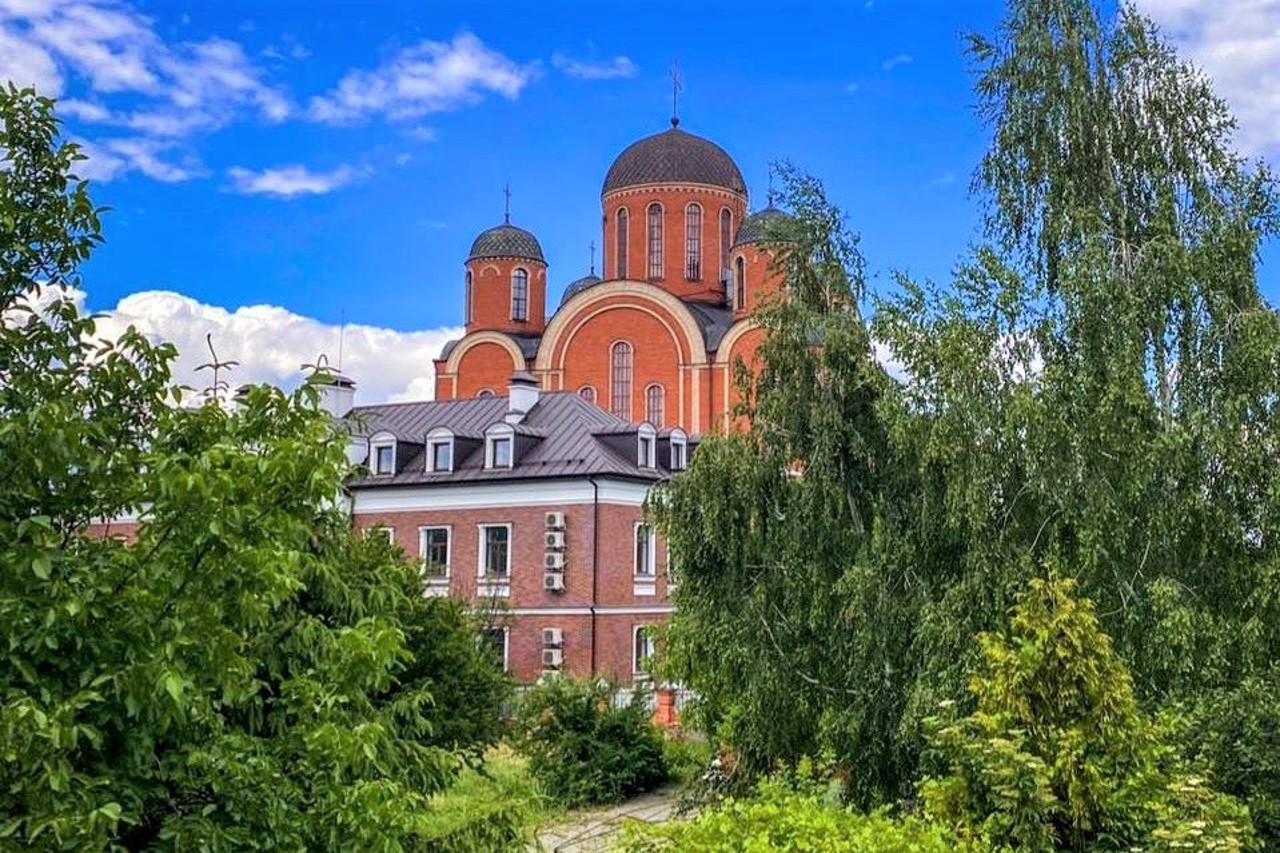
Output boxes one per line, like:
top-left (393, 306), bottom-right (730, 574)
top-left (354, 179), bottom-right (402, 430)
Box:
top-left (343, 392), bottom-right (675, 486)
top-left (467, 222), bottom-right (545, 263)
top-left (558, 272), bottom-right (603, 308)
top-left (733, 206), bottom-right (792, 247)
top-left (603, 125), bottom-right (745, 195)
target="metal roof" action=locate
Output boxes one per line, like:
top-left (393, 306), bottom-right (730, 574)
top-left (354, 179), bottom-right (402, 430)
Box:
top-left (602, 126), bottom-right (745, 195)
top-left (344, 391), bottom-right (674, 488)
top-left (733, 206), bottom-right (792, 247)
top-left (467, 223), bottom-right (545, 263)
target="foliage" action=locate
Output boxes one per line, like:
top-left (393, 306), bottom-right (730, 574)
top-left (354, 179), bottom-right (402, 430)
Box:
top-left (1169, 675), bottom-right (1280, 846)
top-left (922, 574), bottom-right (1255, 852)
top-left (616, 776), bottom-right (992, 853)
top-left (513, 676), bottom-right (668, 809)
top-left (0, 86), bottom-right (506, 850)
top-left (661, 734), bottom-right (715, 788)
top-left (418, 748), bottom-right (547, 853)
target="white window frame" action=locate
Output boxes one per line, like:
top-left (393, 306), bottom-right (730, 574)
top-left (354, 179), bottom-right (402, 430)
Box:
top-left (478, 523), bottom-right (513, 579)
top-left (634, 521), bottom-right (656, 577)
top-left (483, 626), bottom-right (510, 672)
top-left (511, 267), bottom-right (529, 322)
top-left (419, 525), bottom-right (451, 582)
top-left (425, 428), bottom-right (455, 473)
top-left (670, 429), bottom-right (688, 471)
top-left (637, 423), bottom-right (657, 468)
top-left (371, 441), bottom-right (396, 476)
top-left (633, 625), bottom-right (654, 676)
top-left (485, 423), bottom-right (515, 469)
top-left (370, 526), bottom-right (395, 545)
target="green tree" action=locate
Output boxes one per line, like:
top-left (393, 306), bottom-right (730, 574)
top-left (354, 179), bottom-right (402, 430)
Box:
top-left (0, 86), bottom-right (506, 851)
top-left (922, 574), bottom-right (1254, 852)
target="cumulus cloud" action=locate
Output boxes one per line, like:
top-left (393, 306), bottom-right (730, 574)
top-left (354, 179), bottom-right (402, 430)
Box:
top-left (81, 289), bottom-right (460, 404)
top-left (551, 52), bottom-right (637, 80)
top-left (308, 32), bottom-right (534, 124)
top-left (74, 136), bottom-right (198, 182)
top-left (1135, 0), bottom-right (1280, 158)
top-left (226, 163), bottom-right (365, 197)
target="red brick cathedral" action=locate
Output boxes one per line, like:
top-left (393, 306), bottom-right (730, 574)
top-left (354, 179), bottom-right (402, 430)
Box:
top-left (433, 117), bottom-right (787, 435)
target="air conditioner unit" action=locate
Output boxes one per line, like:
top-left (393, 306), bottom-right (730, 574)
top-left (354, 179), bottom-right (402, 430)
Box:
top-left (543, 572), bottom-right (566, 592)
top-left (544, 552), bottom-right (565, 571)
top-left (544, 530), bottom-right (566, 550)
top-left (541, 647), bottom-right (563, 668)
top-left (545, 511), bottom-right (566, 530)
top-left (542, 627), bottom-right (563, 647)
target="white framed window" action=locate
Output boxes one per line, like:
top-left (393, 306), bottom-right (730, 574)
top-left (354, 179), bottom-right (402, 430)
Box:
top-left (465, 269), bottom-right (473, 324)
top-left (426, 427), bottom-right (454, 473)
top-left (634, 522), bottom-right (656, 577)
top-left (511, 268), bottom-right (529, 321)
top-left (734, 255), bottom-right (746, 310)
top-left (478, 523), bottom-right (512, 578)
top-left (633, 625), bottom-right (655, 675)
top-left (637, 423), bottom-right (657, 468)
top-left (719, 207), bottom-right (733, 274)
top-left (485, 424), bottom-right (515, 469)
top-left (371, 441), bottom-right (396, 475)
top-left (647, 202), bottom-right (663, 279)
top-left (670, 428), bottom-right (688, 471)
top-left (482, 626), bottom-right (509, 672)
top-left (370, 526), bottom-right (395, 545)
top-left (685, 203), bottom-right (702, 280)
top-left (610, 341), bottom-right (633, 420)
top-left (419, 526), bottom-right (450, 581)
top-left (616, 207), bottom-right (629, 279)
top-left (644, 384), bottom-right (664, 428)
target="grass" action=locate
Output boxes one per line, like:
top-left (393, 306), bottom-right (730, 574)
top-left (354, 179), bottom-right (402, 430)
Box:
top-left (420, 746), bottom-right (557, 851)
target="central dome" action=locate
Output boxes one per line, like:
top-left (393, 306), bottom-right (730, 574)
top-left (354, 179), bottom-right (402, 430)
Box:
top-left (602, 125), bottom-right (745, 196)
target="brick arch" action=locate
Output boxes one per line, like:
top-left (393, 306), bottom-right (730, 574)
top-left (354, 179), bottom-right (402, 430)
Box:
top-left (445, 332), bottom-right (526, 398)
top-left (714, 318), bottom-right (766, 431)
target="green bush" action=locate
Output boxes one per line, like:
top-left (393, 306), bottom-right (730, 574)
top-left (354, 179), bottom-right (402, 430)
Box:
top-left (513, 676), bottom-right (668, 808)
top-left (617, 778), bottom-right (991, 852)
top-left (419, 749), bottom-right (546, 853)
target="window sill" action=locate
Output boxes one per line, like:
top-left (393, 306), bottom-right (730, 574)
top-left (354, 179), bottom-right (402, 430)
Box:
top-left (478, 580), bottom-right (510, 598)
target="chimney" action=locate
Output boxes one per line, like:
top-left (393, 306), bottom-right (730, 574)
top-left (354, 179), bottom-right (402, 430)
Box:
top-left (316, 372), bottom-right (356, 418)
top-left (505, 371), bottom-right (540, 423)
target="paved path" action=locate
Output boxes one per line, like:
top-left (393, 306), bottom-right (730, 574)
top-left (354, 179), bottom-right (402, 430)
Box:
top-left (532, 787), bottom-right (680, 852)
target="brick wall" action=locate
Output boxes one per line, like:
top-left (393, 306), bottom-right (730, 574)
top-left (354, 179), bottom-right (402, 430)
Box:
top-left (465, 256), bottom-right (548, 336)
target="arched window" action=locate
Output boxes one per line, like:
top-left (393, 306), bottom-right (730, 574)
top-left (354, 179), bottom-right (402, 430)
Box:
top-left (464, 270), bottom-right (472, 324)
top-left (578, 385), bottom-right (597, 405)
top-left (646, 203), bottom-right (663, 280)
top-left (616, 208), bottom-right (629, 279)
top-left (734, 256), bottom-right (746, 310)
top-left (477, 388), bottom-right (495, 398)
top-left (610, 341), bottom-right (633, 420)
top-left (719, 208), bottom-right (733, 278)
top-left (685, 203), bottom-right (702, 281)
top-left (645, 383), bottom-right (664, 428)
top-left (511, 268), bottom-right (528, 321)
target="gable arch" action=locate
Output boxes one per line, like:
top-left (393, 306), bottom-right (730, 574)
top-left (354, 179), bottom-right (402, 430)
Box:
top-left (444, 330), bottom-right (526, 376)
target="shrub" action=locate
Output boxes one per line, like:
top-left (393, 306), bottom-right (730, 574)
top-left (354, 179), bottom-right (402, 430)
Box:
top-left (513, 676), bottom-right (667, 808)
top-left (419, 748), bottom-right (546, 853)
top-left (617, 778), bottom-right (991, 852)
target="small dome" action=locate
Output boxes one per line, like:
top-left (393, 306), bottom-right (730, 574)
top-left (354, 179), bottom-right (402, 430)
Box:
top-left (603, 125), bottom-right (745, 196)
top-left (558, 272), bottom-right (602, 308)
top-left (733, 206), bottom-right (792, 247)
top-left (468, 223), bottom-right (545, 263)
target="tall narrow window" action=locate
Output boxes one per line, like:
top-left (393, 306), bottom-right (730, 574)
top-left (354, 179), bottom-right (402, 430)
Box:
top-left (511, 268), bottom-right (528, 321)
top-left (685, 203), bottom-right (702, 280)
top-left (616, 208), bottom-right (629, 278)
top-left (633, 625), bottom-right (654, 674)
top-left (610, 341), bottom-right (633, 420)
top-left (719, 208), bottom-right (732, 278)
top-left (634, 524), bottom-right (656, 576)
top-left (735, 256), bottom-right (746, 310)
top-left (647, 203), bottom-right (663, 279)
top-left (645, 384), bottom-right (664, 428)
top-left (464, 270), bottom-right (473, 324)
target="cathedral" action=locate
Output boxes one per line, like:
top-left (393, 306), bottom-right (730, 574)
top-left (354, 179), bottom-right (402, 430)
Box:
top-left (432, 116), bottom-right (788, 434)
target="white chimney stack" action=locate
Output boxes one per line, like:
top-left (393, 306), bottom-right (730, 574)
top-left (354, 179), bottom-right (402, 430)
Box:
top-left (316, 372), bottom-right (356, 418)
top-left (506, 371), bottom-right (540, 423)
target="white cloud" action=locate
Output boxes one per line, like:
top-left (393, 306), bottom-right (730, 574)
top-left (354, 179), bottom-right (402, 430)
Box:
top-left (226, 163), bottom-right (365, 198)
top-left (1134, 0), bottom-right (1280, 157)
top-left (0, 0), bottom-right (289, 180)
top-left (930, 171), bottom-right (956, 186)
top-left (308, 32), bottom-right (534, 124)
top-left (85, 289), bottom-right (460, 404)
top-left (882, 53), bottom-right (913, 71)
top-left (74, 136), bottom-right (197, 182)
top-left (551, 52), bottom-right (637, 80)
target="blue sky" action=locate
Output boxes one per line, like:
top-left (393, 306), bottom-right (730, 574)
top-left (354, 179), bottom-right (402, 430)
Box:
top-left (3, 0), bottom-right (1278, 401)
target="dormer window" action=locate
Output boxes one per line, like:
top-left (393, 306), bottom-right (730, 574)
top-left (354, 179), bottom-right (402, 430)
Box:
top-left (485, 423), bottom-right (515, 469)
top-left (670, 429), bottom-right (688, 471)
top-left (370, 434), bottom-right (396, 475)
top-left (425, 427), bottom-right (454, 473)
top-left (637, 423), bottom-right (657, 468)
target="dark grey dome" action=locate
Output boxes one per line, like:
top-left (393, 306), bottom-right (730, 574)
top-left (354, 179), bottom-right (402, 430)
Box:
top-left (602, 125), bottom-right (745, 195)
top-left (468, 223), bottom-right (544, 263)
top-left (558, 273), bottom-right (602, 308)
top-left (733, 206), bottom-right (792, 247)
